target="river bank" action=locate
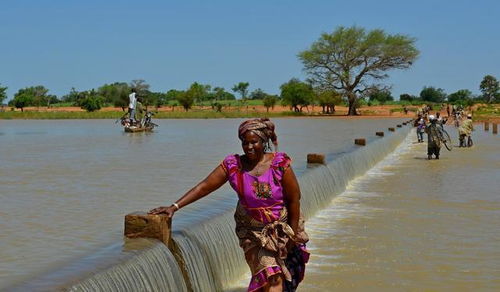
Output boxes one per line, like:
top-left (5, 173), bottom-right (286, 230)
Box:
top-left (1, 104), bottom-right (498, 121)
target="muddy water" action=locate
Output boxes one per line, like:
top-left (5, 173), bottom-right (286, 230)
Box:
top-left (0, 117), bottom-right (405, 288)
top-left (301, 127), bottom-right (500, 291)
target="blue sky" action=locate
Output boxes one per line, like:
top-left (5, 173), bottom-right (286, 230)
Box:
top-left (1, 0), bottom-right (499, 100)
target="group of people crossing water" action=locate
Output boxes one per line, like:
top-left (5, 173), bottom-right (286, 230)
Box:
top-left (414, 105), bottom-right (474, 160)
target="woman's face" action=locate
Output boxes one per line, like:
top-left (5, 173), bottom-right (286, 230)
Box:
top-left (241, 131), bottom-right (265, 159)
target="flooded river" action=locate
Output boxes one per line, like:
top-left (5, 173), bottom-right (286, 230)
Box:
top-left (0, 117), bottom-right (405, 288)
top-left (301, 127), bottom-right (500, 291)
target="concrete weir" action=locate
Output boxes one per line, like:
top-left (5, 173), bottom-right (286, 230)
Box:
top-left (10, 125), bottom-right (411, 292)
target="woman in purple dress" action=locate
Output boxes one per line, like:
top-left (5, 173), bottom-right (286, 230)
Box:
top-left (149, 118), bottom-right (309, 292)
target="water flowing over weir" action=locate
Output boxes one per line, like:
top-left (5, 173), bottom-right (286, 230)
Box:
top-left (9, 126), bottom-right (410, 292)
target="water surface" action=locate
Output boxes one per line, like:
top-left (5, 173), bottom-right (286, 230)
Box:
top-left (0, 117), bottom-right (405, 287)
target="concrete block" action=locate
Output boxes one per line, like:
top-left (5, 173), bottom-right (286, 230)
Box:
top-left (354, 138), bottom-right (366, 146)
top-left (307, 153), bottom-right (325, 164)
top-left (125, 212), bottom-right (171, 245)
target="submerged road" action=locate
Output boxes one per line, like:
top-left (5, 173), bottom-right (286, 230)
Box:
top-left (301, 127), bottom-right (499, 291)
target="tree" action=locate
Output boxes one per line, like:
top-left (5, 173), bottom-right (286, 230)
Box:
top-left (299, 26), bottom-right (419, 115)
top-left (479, 75), bottom-right (499, 103)
top-left (176, 90), bottom-right (194, 111)
top-left (12, 89), bottom-right (34, 112)
top-left (280, 78), bottom-right (314, 112)
top-left (129, 79), bottom-right (150, 96)
top-left (80, 90), bottom-right (103, 112)
top-left (187, 82), bottom-right (209, 104)
top-left (316, 90), bottom-right (342, 114)
top-left (0, 84), bottom-right (7, 105)
top-left (263, 95), bottom-right (279, 113)
top-left (420, 86), bottom-right (446, 103)
top-left (232, 82), bottom-right (250, 100)
top-left (61, 87), bottom-right (80, 104)
top-left (400, 93), bottom-right (417, 102)
top-left (212, 87), bottom-right (236, 100)
top-left (447, 89), bottom-right (472, 103)
top-left (166, 89), bottom-right (184, 103)
top-left (145, 91), bottom-right (167, 109)
top-left (368, 89), bottom-right (394, 104)
top-left (249, 88), bottom-right (267, 100)
top-left (11, 86), bottom-right (49, 110)
top-left (98, 82), bottom-right (130, 110)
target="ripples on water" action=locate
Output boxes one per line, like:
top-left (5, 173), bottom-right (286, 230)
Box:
top-left (302, 127), bottom-right (500, 291)
top-left (0, 118), bottom-right (405, 288)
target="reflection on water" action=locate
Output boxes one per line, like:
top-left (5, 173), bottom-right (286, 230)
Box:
top-left (0, 118), bottom-right (405, 288)
top-left (301, 127), bottom-right (500, 291)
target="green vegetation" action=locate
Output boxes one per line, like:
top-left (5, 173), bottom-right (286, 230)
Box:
top-left (280, 78), bottom-right (314, 112)
top-left (0, 109), bottom-right (304, 119)
top-left (473, 104), bottom-right (500, 121)
top-left (479, 75), bottom-right (499, 103)
top-left (0, 84), bottom-right (7, 105)
top-left (299, 25), bottom-right (419, 115)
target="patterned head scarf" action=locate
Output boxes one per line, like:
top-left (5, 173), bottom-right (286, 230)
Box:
top-left (238, 118), bottom-right (278, 152)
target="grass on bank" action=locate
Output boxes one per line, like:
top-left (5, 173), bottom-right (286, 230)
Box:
top-left (473, 105), bottom-right (500, 121)
top-left (0, 110), bottom-right (305, 119)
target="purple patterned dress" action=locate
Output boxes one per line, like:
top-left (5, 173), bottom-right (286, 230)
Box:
top-left (222, 152), bottom-right (309, 292)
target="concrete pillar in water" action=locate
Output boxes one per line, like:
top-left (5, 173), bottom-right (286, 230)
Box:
top-left (376, 131), bottom-right (384, 137)
top-left (307, 153), bottom-right (325, 164)
top-left (354, 138), bottom-right (366, 146)
top-left (389, 127), bottom-right (395, 132)
top-left (493, 123), bottom-right (498, 134)
top-left (484, 122), bottom-right (489, 131)
top-left (124, 212), bottom-right (171, 245)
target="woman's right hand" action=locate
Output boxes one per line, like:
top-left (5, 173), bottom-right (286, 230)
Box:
top-left (148, 205), bottom-right (176, 218)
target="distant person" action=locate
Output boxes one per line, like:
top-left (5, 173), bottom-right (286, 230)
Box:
top-left (414, 115), bottom-right (425, 143)
top-left (436, 112), bottom-right (447, 129)
top-left (447, 104), bottom-right (451, 117)
top-left (403, 106), bottom-right (408, 115)
top-left (149, 118), bottom-right (309, 292)
top-left (426, 115), bottom-right (443, 160)
top-left (128, 88), bottom-right (137, 125)
top-left (458, 114), bottom-right (474, 147)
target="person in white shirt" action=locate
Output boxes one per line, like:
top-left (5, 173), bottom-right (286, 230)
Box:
top-left (128, 88), bottom-right (137, 125)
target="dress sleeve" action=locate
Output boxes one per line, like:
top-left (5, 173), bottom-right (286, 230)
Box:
top-left (272, 152), bottom-right (292, 181)
top-left (221, 154), bottom-right (239, 177)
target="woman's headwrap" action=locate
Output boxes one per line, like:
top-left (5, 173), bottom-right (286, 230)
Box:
top-left (238, 118), bottom-right (278, 152)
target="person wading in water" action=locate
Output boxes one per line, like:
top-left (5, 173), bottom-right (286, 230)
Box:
top-left (149, 118), bottom-right (309, 292)
top-left (426, 115), bottom-right (443, 160)
top-left (458, 113), bottom-right (474, 147)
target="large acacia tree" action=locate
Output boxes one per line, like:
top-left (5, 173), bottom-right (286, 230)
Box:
top-left (299, 26), bottom-right (419, 115)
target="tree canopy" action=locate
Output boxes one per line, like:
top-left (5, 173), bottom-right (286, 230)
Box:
top-left (447, 89), bottom-right (473, 103)
top-left (299, 26), bottom-right (419, 115)
top-left (0, 84), bottom-right (8, 105)
top-left (232, 82), bottom-right (250, 100)
top-left (280, 78), bottom-right (314, 112)
top-left (479, 75), bottom-right (499, 103)
top-left (420, 86), bottom-right (446, 103)
top-left (368, 89), bottom-right (394, 104)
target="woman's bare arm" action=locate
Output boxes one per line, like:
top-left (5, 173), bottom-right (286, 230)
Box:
top-left (149, 165), bottom-right (228, 217)
top-left (282, 166), bottom-right (301, 234)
